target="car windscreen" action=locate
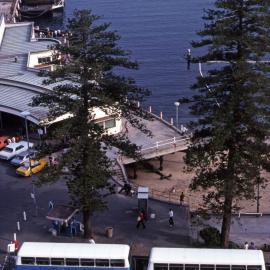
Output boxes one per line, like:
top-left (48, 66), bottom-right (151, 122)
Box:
top-left (15, 155), bottom-right (24, 160)
top-left (2, 147), bottom-right (13, 153)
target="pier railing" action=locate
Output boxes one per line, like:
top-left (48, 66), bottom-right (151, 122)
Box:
top-left (140, 135), bottom-right (190, 155)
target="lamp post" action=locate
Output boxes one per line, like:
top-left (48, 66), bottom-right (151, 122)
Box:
top-left (174, 101), bottom-right (180, 128)
top-left (20, 111), bottom-right (30, 152)
top-left (20, 111), bottom-right (38, 216)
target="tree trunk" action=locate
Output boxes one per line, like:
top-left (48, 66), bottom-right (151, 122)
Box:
top-left (220, 193), bottom-right (233, 247)
top-left (83, 210), bottom-right (92, 239)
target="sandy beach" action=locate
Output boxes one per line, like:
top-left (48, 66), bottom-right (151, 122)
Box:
top-left (127, 152), bottom-right (270, 213)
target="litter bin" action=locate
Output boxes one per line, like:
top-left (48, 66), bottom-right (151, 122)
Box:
top-left (106, 227), bottom-right (113, 238)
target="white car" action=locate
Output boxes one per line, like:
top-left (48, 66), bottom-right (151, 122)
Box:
top-left (10, 149), bottom-right (37, 166)
top-left (0, 141), bottom-right (34, 160)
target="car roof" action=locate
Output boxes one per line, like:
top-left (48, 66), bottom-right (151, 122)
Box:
top-left (6, 141), bottom-right (31, 147)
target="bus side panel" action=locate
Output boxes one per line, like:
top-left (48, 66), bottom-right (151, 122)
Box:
top-left (16, 266), bottom-right (130, 270)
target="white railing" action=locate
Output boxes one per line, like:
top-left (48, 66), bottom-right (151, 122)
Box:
top-left (140, 135), bottom-right (190, 155)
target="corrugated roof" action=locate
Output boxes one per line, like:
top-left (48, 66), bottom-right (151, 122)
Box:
top-left (0, 21), bottom-right (59, 123)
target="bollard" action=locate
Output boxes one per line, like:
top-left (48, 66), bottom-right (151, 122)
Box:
top-left (170, 118), bottom-right (174, 125)
top-left (160, 112), bottom-right (163, 119)
top-left (137, 101), bottom-right (140, 108)
top-left (17, 222), bottom-right (20, 231)
top-left (13, 233), bottom-right (16, 241)
top-left (23, 211), bottom-right (27, 221)
top-left (149, 106), bottom-right (152, 113)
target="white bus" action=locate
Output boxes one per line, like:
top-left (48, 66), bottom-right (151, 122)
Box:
top-left (147, 248), bottom-right (265, 270)
top-left (16, 242), bottom-right (130, 270)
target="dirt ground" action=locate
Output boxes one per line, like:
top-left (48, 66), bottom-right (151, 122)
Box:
top-left (127, 152), bottom-right (270, 213)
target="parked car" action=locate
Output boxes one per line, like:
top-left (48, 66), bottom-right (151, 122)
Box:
top-left (10, 150), bottom-right (37, 166)
top-left (0, 141), bottom-right (34, 160)
top-left (0, 135), bottom-right (23, 150)
top-left (16, 159), bottom-right (47, 177)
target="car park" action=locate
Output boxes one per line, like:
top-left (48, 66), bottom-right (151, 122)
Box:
top-left (16, 158), bottom-right (47, 177)
top-left (10, 150), bottom-right (37, 166)
top-left (0, 141), bottom-right (34, 160)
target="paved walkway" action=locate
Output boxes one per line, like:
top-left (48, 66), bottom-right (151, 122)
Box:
top-left (0, 161), bottom-right (190, 264)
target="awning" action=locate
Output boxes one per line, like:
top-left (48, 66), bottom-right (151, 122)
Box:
top-left (46, 205), bottom-right (79, 223)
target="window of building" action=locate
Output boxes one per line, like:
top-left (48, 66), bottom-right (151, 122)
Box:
top-left (80, 259), bottom-right (94, 266)
top-left (66, 258), bottom-right (79, 266)
top-left (96, 259), bottom-right (109, 267)
top-left (38, 57), bottom-right (51, 64)
top-left (154, 263), bottom-right (169, 270)
top-left (110, 259), bottom-right (125, 267)
top-left (51, 258), bottom-right (64, 265)
top-left (105, 119), bottom-right (116, 129)
top-left (21, 257), bottom-right (35, 265)
top-left (36, 258), bottom-right (50, 265)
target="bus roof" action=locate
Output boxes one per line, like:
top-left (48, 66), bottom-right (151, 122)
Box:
top-left (18, 242), bottom-right (130, 259)
top-left (149, 248), bottom-right (265, 265)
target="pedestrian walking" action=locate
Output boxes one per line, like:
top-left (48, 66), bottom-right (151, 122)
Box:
top-left (244, 242), bottom-right (249, 250)
top-left (180, 192), bottom-right (185, 205)
top-left (169, 209), bottom-right (174, 227)
top-left (136, 210), bottom-right (146, 229)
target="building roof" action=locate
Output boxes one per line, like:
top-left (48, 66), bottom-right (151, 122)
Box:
top-left (0, 20), bottom-right (59, 123)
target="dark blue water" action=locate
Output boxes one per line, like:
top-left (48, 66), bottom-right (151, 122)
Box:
top-left (35, 0), bottom-right (213, 124)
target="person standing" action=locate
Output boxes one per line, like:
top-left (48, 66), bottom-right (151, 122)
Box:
top-left (169, 209), bottom-right (174, 227)
top-left (136, 210), bottom-right (146, 229)
top-left (244, 242), bottom-right (249, 250)
top-left (180, 192), bottom-right (185, 205)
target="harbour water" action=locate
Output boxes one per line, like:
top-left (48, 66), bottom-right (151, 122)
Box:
top-left (35, 0), bottom-right (213, 124)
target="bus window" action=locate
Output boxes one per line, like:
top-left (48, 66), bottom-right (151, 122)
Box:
top-left (201, 265), bottom-right (215, 270)
top-left (216, 265), bottom-right (231, 270)
top-left (21, 257), bottom-right (35, 265)
top-left (110, 259), bottom-right (125, 267)
top-left (96, 259), bottom-right (109, 267)
top-left (247, 266), bottom-right (261, 270)
top-left (81, 259), bottom-right (94, 266)
top-left (185, 264), bottom-right (199, 270)
top-left (154, 263), bottom-right (169, 270)
top-left (232, 266), bottom-right (246, 270)
top-left (36, 258), bottom-right (50, 265)
top-left (169, 264), bottom-right (183, 270)
top-left (66, 259), bottom-right (79, 266)
top-left (51, 258), bottom-right (64, 265)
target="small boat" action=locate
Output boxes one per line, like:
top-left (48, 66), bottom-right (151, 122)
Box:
top-left (20, 0), bottom-right (64, 18)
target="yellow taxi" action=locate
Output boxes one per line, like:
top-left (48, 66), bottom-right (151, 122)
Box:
top-left (16, 159), bottom-right (48, 177)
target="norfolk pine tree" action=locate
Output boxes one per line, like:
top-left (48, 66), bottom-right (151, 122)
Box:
top-left (32, 10), bottom-right (151, 238)
top-left (183, 1), bottom-right (270, 247)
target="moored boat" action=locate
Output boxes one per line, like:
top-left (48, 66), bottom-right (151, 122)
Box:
top-left (20, 0), bottom-right (64, 17)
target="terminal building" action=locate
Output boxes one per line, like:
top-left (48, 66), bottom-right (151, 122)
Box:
top-left (0, 15), bottom-right (122, 134)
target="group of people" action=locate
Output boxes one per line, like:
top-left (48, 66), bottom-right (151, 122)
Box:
top-left (244, 242), bottom-right (256, 250)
